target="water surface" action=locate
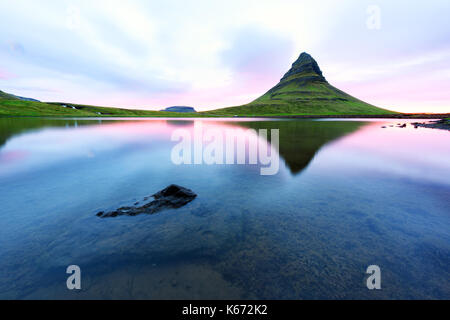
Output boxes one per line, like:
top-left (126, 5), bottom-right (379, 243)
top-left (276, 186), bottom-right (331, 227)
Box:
top-left (0, 117), bottom-right (448, 299)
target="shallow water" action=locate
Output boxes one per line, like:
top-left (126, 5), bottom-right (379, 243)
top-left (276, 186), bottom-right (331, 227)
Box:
top-left (0, 117), bottom-right (449, 299)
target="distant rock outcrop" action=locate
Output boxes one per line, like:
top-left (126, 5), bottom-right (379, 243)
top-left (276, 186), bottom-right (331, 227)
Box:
top-left (96, 184), bottom-right (197, 218)
top-left (162, 106), bottom-right (196, 113)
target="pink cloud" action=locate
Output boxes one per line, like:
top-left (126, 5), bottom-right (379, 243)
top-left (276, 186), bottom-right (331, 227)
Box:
top-left (339, 74), bottom-right (450, 113)
top-left (0, 68), bottom-right (15, 80)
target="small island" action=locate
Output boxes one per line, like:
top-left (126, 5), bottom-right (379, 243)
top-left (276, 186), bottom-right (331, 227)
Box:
top-left (161, 106), bottom-right (197, 113)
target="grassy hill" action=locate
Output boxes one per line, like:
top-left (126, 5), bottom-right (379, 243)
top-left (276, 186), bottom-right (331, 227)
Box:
top-left (0, 90), bottom-right (20, 100)
top-left (0, 91), bottom-right (200, 117)
top-left (207, 53), bottom-right (396, 116)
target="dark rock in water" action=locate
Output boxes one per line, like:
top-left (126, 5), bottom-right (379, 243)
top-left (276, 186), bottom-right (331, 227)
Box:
top-left (96, 185), bottom-right (197, 218)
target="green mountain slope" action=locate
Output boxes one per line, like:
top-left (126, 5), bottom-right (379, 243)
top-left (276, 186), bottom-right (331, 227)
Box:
top-left (0, 91), bottom-right (200, 117)
top-left (208, 52), bottom-right (396, 116)
top-left (0, 90), bottom-right (20, 100)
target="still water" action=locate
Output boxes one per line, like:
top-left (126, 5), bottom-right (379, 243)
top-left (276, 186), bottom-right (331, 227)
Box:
top-left (0, 117), bottom-right (449, 299)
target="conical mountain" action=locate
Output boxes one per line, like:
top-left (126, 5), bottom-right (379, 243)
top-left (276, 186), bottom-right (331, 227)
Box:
top-left (211, 52), bottom-right (395, 115)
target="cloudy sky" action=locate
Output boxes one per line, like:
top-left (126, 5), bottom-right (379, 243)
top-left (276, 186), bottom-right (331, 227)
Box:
top-left (0, 0), bottom-right (449, 112)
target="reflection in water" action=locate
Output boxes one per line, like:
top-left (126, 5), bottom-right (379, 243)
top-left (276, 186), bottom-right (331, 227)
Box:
top-left (0, 118), bottom-right (364, 176)
top-left (0, 117), bottom-right (109, 148)
top-left (239, 120), bottom-right (365, 174)
top-left (0, 118), bottom-right (449, 299)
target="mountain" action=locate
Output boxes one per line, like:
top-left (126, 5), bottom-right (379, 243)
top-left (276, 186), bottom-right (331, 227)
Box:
top-left (162, 106), bottom-right (197, 113)
top-left (208, 52), bottom-right (396, 115)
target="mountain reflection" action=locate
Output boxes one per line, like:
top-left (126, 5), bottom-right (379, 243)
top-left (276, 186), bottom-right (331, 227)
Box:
top-left (231, 120), bottom-right (365, 174)
top-left (0, 118), bottom-right (365, 176)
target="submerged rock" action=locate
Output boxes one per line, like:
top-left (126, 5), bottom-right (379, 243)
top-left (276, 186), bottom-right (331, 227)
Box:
top-left (96, 185), bottom-right (197, 218)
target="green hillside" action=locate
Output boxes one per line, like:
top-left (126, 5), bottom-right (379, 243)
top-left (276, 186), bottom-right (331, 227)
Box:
top-left (207, 53), bottom-right (396, 116)
top-left (0, 91), bottom-right (199, 117)
top-left (0, 90), bottom-right (20, 100)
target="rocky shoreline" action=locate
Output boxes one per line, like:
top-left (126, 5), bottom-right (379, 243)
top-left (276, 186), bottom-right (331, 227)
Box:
top-left (220, 113), bottom-right (450, 119)
top-left (412, 119), bottom-right (450, 131)
top-left (379, 119), bottom-right (450, 131)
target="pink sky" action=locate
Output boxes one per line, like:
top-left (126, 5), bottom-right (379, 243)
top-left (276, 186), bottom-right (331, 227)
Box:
top-left (1, 0), bottom-right (449, 113)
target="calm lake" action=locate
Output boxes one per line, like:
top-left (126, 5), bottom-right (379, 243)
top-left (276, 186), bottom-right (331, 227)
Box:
top-left (0, 117), bottom-right (449, 299)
